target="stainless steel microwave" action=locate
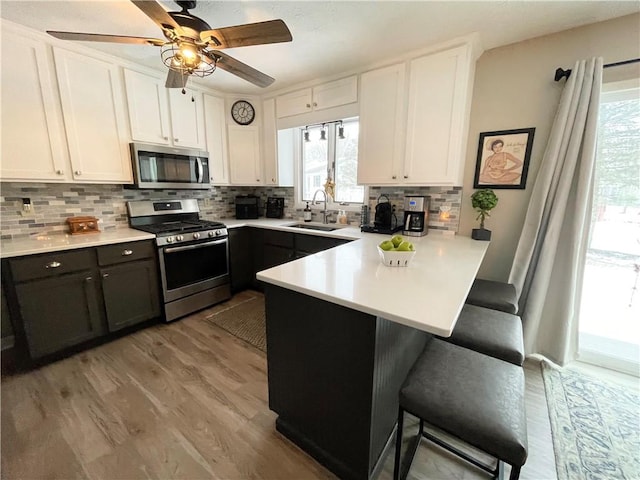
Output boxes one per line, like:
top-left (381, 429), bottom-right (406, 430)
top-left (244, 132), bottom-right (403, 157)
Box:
top-left (128, 143), bottom-right (211, 190)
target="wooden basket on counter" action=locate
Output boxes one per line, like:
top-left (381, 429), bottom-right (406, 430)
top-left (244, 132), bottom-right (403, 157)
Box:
top-left (66, 216), bottom-right (100, 235)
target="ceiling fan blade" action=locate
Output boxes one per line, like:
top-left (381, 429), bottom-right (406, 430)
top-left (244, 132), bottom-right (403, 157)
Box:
top-left (200, 19), bottom-right (292, 49)
top-left (208, 51), bottom-right (275, 88)
top-left (165, 69), bottom-right (189, 88)
top-left (47, 31), bottom-right (165, 46)
top-left (130, 0), bottom-right (185, 37)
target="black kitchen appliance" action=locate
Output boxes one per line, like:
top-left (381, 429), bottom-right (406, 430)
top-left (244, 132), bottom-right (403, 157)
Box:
top-left (360, 195), bottom-right (402, 234)
top-left (266, 197), bottom-right (285, 218)
top-left (127, 199), bottom-right (230, 322)
top-left (235, 195), bottom-right (260, 219)
top-left (402, 196), bottom-right (430, 237)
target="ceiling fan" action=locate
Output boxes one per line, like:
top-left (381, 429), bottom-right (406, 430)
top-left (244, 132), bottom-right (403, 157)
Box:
top-left (47, 0), bottom-right (292, 89)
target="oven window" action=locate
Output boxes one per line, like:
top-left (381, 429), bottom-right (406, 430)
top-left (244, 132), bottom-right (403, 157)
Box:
top-left (163, 241), bottom-right (228, 291)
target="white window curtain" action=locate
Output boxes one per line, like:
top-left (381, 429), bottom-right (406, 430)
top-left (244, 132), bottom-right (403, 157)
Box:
top-left (508, 57), bottom-right (604, 365)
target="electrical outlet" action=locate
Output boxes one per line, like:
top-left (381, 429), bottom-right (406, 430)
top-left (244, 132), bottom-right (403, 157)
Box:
top-left (19, 198), bottom-right (35, 216)
top-left (203, 198), bottom-right (212, 207)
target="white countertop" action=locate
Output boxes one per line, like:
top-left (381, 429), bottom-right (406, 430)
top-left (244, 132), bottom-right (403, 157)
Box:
top-left (255, 231), bottom-right (489, 337)
top-left (1, 218), bottom-right (488, 337)
top-left (0, 228), bottom-right (155, 258)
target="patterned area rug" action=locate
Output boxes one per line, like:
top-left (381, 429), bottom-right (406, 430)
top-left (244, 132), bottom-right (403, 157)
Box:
top-left (206, 296), bottom-right (266, 352)
top-left (541, 360), bottom-right (640, 480)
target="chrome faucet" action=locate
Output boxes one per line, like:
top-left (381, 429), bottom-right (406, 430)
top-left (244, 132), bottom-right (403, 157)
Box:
top-left (312, 189), bottom-right (330, 224)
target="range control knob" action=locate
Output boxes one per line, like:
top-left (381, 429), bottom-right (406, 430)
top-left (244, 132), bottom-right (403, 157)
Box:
top-left (215, 230), bottom-right (222, 236)
top-left (176, 235), bottom-right (184, 242)
top-left (166, 236), bottom-right (174, 243)
top-left (193, 232), bottom-right (200, 240)
top-left (208, 231), bottom-right (215, 238)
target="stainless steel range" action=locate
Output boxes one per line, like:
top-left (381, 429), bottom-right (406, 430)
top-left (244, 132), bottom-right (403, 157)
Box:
top-left (127, 199), bottom-right (230, 322)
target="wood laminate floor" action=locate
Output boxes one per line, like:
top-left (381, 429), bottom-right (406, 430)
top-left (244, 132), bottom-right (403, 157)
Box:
top-left (0, 290), bottom-right (587, 480)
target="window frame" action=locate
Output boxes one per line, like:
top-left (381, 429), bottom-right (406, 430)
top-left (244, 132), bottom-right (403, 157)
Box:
top-left (293, 117), bottom-right (367, 214)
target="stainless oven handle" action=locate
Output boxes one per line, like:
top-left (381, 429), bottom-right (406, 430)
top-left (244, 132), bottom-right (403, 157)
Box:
top-left (195, 158), bottom-right (202, 182)
top-left (164, 238), bottom-right (227, 254)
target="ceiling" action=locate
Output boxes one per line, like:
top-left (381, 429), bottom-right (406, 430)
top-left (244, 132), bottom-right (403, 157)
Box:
top-left (1, 1), bottom-right (638, 95)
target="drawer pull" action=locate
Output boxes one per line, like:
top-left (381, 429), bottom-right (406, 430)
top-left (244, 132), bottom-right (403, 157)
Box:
top-left (102, 273), bottom-right (109, 278)
top-left (122, 249), bottom-right (133, 256)
top-left (45, 261), bottom-right (61, 269)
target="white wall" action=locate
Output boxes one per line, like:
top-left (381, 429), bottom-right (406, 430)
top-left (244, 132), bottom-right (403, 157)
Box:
top-left (459, 13), bottom-right (640, 281)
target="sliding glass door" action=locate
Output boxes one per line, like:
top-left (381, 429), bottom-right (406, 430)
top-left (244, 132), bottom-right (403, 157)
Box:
top-left (578, 79), bottom-right (640, 376)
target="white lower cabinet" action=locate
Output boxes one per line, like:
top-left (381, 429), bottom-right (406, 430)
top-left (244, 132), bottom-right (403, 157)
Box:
top-left (54, 47), bottom-right (132, 183)
top-left (0, 29), bottom-right (69, 182)
top-left (228, 125), bottom-right (262, 185)
top-left (204, 94), bottom-right (229, 185)
top-left (358, 42), bottom-right (476, 186)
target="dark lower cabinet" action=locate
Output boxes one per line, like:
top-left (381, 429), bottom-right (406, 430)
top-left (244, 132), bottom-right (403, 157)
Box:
top-left (15, 270), bottom-right (105, 359)
top-left (5, 240), bottom-right (161, 362)
top-left (262, 244), bottom-right (295, 269)
top-left (229, 227), bottom-right (254, 293)
top-left (101, 259), bottom-right (160, 332)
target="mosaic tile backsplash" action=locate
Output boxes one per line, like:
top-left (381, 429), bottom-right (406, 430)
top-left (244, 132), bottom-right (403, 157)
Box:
top-left (0, 183), bottom-right (461, 239)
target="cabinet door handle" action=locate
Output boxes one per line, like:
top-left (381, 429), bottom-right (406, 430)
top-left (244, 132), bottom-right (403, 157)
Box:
top-left (174, 138), bottom-right (179, 142)
top-left (306, 103), bottom-right (311, 108)
top-left (74, 170), bottom-right (81, 175)
top-left (404, 175), bottom-right (408, 179)
top-left (313, 102), bottom-right (318, 107)
top-left (271, 178), bottom-right (275, 182)
top-left (122, 249), bottom-right (133, 256)
top-left (45, 261), bottom-right (61, 269)
top-left (102, 273), bottom-right (109, 278)
top-left (163, 136), bottom-right (169, 140)
top-left (392, 175), bottom-right (397, 180)
top-left (256, 179), bottom-right (260, 182)
top-left (56, 170), bottom-right (64, 175)
top-left (85, 276), bottom-right (93, 282)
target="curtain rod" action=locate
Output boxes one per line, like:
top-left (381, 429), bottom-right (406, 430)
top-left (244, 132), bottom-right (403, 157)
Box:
top-left (554, 58), bottom-right (640, 82)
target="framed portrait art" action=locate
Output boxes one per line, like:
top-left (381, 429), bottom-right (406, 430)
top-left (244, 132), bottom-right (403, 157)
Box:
top-left (473, 128), bottom-right (535, 189)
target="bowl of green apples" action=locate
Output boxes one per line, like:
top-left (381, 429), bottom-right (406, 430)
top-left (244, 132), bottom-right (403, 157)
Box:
top-left (377, 235), bottom-right (416, 267)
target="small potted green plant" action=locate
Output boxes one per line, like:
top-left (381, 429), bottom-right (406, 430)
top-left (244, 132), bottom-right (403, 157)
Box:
top-left (471, 189), bottom-right (498, 241)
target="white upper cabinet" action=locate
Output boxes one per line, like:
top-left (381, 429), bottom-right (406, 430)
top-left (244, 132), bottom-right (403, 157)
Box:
top-left (123, 69), bottom-right (171, 145)
top-left (124, 68), bottom-right (206, 150)
top-left (357, 63), bottom-right (407, 185)
top-left (403, 44), bottom-right (475, 186)
top-left (262, 98), bottom-right (293, 186)
top-left (357, 42), bottom-right (477, 186)
top-left (168, 88), bottom-right (206, 149)
top-left (203, 94), bottom-right (229, 185)
top-left (54, 47), bottom-right (132, 183)
top-left (0, 29), bottom-right (69, 182)
top-left (228, 125), bottom-right (262, 185)
top-left (276, 76), bottom-right (358, 118)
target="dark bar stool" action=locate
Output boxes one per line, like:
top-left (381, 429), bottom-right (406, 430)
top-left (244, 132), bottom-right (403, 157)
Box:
top-left (466, 278), bottom-right (519, 314)
top-left (394, 338), bottom-right (528, 480)
top-left (438, 304), bottom-right (525, 366)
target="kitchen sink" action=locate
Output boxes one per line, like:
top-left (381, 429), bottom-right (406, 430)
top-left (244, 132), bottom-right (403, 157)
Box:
top-left (287, 223), bottom-right (339, 232)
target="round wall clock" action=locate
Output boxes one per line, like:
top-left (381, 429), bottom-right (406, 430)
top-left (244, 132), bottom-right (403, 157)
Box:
top-left (231, 100), bottom-right (255, 125)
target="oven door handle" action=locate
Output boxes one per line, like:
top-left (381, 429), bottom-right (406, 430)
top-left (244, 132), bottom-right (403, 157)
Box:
top-left (164, 238), bottom-right (227, 254)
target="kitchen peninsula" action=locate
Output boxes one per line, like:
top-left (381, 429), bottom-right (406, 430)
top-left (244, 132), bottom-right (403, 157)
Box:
top-left (256, 233), bottom-right (489, 480)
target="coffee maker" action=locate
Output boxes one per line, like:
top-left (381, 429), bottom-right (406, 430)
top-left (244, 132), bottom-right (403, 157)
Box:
top-left (402, 196), bottom-right (430, 237)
